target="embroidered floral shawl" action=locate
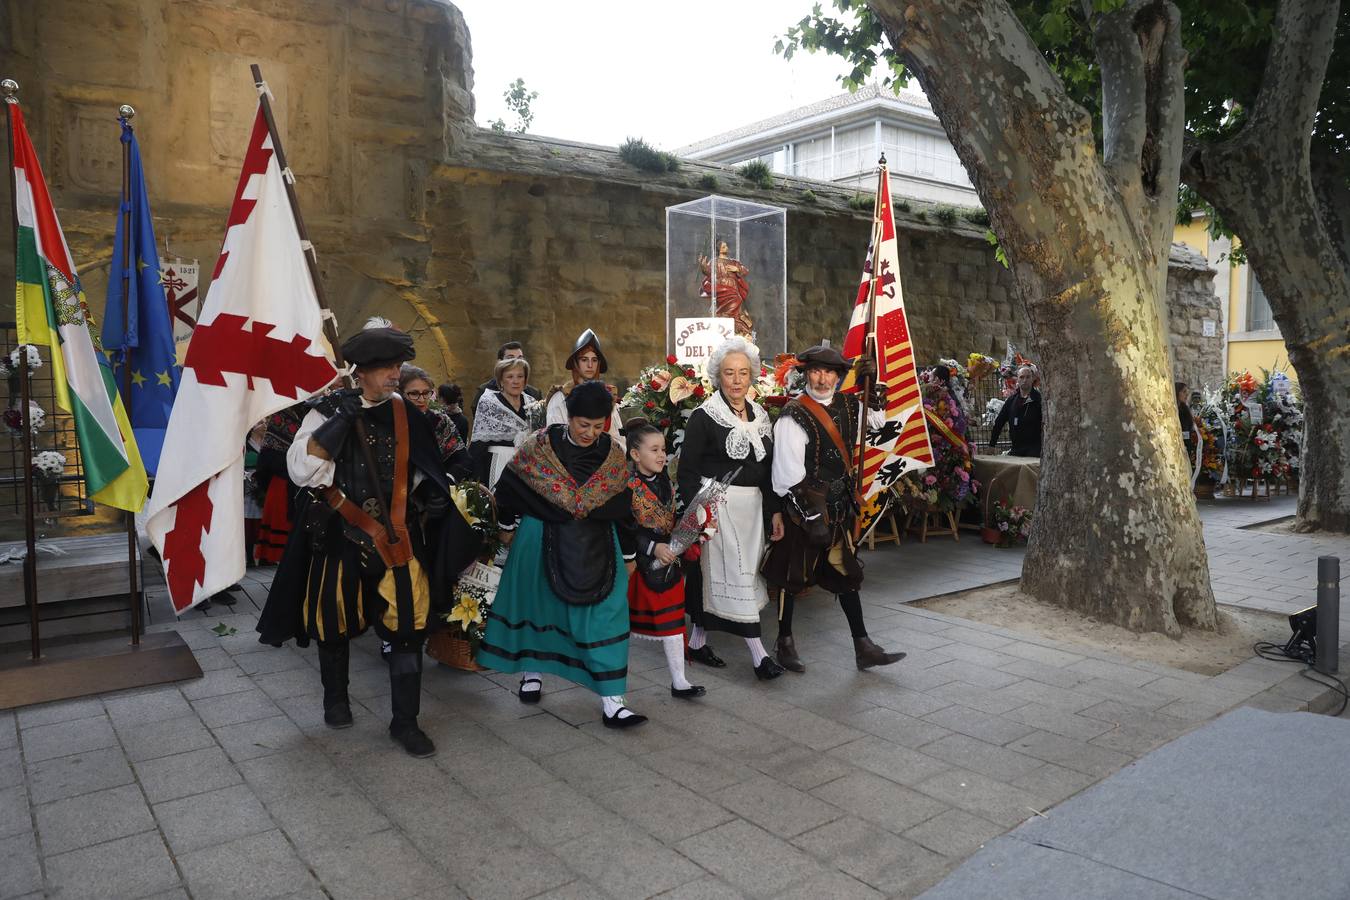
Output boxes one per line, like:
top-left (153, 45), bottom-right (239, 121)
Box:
top-left (628, 475), bottom-right (676, 534)
top-left (510, 429), bottom-right (629, 518)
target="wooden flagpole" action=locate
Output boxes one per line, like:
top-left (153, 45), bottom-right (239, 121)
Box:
top-left (854, 155), bottom-right (888, 479)
top-left (3, 78), bottom-right (41, 661)
top-left (117, 104), bottom-right (141, 645)
top-left (248, 64), bottom-right (399, 549)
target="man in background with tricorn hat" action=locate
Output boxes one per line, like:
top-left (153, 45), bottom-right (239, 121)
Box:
top-left (546, 327), bottom-right (624, 444)
top-left (257, 318), bottom-right (480, 758)
top-left (762, 343), bottom-right (908, 674)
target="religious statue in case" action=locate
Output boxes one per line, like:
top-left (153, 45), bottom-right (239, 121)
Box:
top-left (699, 238), bottom-right (752, 337)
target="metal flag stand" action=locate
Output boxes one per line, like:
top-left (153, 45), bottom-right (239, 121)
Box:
top-left (0, 79), bottom-right (200, 710)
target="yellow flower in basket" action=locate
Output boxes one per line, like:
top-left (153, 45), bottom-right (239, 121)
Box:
top-left (668, 375), bottom-right (695, 403)
top-left (448, 593), bottom-right (482, 630)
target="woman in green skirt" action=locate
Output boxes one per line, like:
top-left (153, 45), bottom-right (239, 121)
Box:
top-left (476, 381), bottom-right (647, 728)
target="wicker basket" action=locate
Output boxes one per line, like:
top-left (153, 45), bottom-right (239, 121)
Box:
top-left (427, 628), bottom-right (486, 671)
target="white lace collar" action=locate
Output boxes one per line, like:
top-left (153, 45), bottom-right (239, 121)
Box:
top-left (471, 389), bottom-right (540, 445)
top-left (701, 390), bottom-right (771, 461)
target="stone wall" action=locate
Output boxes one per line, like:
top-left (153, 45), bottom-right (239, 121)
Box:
top-left (1165, 244), bottom-right (1225, 390)
top-left (1, 0), bottom-right (1219, 397)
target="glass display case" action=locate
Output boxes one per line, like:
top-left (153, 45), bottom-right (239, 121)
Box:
top-left (665, 195), bottom-right (787, 366)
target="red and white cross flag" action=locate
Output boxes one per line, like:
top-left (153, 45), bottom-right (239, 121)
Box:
top-left (842, 163), bottom-right (933, 498)
top-left (146, 106), bottom-right (338, 612)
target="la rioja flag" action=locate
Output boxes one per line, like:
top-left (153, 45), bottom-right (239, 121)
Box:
top-left (842, 161), bottom-right (933, 498)
top-left (146, 106), bottom-right (337, 612)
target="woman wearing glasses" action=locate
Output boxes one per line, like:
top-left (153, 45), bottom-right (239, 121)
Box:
top-left (400, 365), bottom-right (471, 481)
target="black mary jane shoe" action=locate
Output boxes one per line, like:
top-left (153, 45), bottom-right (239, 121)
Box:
top-left (670, 684), bottom-right (707, 700)
top-left (517, 677), bottom-right (543, 704)
top-left (602, 708), bottom-right (649, 729)
top-left (754, 657), bottom-right (785, 681)
top-left (686, 644), bottom-right (727, 668)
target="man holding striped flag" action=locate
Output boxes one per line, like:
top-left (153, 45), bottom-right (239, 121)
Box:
top-left (9, 97), bottom-right (147, 512)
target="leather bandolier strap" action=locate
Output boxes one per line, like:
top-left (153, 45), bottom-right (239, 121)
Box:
top-left (323, 395), bottom-right (414, 568)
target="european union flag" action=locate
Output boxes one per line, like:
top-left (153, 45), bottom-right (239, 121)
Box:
top-left (103, 118), bottom-right (179, 476)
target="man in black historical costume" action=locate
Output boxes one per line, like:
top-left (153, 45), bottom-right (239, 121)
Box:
top-left (257, 318), bottom-right (478, 758)
top-left (762, 344), bottom-right (907, 673)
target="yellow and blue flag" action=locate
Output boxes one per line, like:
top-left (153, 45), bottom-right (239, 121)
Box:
top-left (103, 117), bottom-right (179, 475)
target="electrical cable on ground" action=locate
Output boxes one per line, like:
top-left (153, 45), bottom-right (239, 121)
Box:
top-left (1251, 641), bottom-right (1349, 718)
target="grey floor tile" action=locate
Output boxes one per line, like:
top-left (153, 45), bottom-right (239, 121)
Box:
top-left (811, 771), bottom-right (951, 834)
top-left (191, 689), bottom-right (283, 729)
top-left (25, 746), bottom-right (133, 805)
top-left (116, 713), bottom-right (217, 763)
top-left (793, 816), bottom-right (948, 896)
top-left (558, 825), bottom-right (706, 898)
top-left (20, 715), bottom-right (118, 763)
top-left (237, 747), bottom-right (342, 798)
top-left (640, 743), bottom-right (757, 793)
top-left (651, 876), bottom-right (747, 899)
top-left (1006, 730), bottom-right (1134, 778)
top-left (902, 807), bottom-right (1006, 858)
top-left (491, 779), bottom-right (616, 845)
top-left (912, 768), bottom-right (1048, 828)
top-left (843, 705), bottom-right (955, 748)
top-left (594, 774), bottom-right (735, 843)
top-left (155, 783), bottom-right (275, 854)
top-left (919, 733), bottom-right (1047, 782)
top-left (0, 785), bottom-right (29, 839)
top-left (263, 783), bottom-right (392, 853)
top-left (134, 746), bottom-right (243, 803)
top-left (35, 782), bottom-right (155, 855)
top-left (43, 830), bottom-right (180, 900)
top-left (828, 735), bottom-right (952, 786)
top-left (16, 697), bottom-right (105, 730)
top-left (779, 871), bottom-right (885, 899)
top-left (303, 829), bottom-right (450, 900)
top-left (921, 704), bottom-right (1038, 745)
top-left (0, 830), bottom-right (42, 898)
top-left (676, 819), bottom-right (823, 897)
top-left (103, 686), bottom-right (193, 727)
top-left (212, 714), bottom-right (307, 762)
top-left (179, 829), bottom-right (320, 899)
top-left (718, 774), bottom-right (845, 838)
top-left (746, 743), bottom-right (855, 791)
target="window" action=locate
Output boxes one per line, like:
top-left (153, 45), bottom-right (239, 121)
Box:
top-left (1247, 272), bottom-right (1274, 332)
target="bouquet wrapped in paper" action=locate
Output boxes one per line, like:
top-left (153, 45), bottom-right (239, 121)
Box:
top-left (663, 467), bottom-right (741, 563)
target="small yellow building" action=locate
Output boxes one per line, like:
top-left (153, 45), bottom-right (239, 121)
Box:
top-left (1174, 216), bottom-right (1294, 385)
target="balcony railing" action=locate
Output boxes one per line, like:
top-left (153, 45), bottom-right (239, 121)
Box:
top-left (786, 141), bottom-right (973, 188)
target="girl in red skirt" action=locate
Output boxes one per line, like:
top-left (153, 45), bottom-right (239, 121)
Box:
top-left (624, 419), bottom-right (705, 699)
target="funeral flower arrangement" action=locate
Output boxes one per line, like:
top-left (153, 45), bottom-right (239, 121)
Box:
top-left (1, 346), bottom-right (42, 375)
top-left (990, 500), bottom-right (1032, 547)
top-left (3, 401), bottom-right (44, 438)
top-left (32, 450), bottom-right (65, 481)
top-left (444, 480), bottom-right (501, 648)
top-left (1221, 369), bottom-right (1302, 483)
top-left (622, 354), bottom-right (787, 452)
top-left (894, 379), bottom-right (979, 514)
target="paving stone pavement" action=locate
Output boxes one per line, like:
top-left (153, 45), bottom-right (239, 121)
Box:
top-left (4, 495), bottom-right (1343, 899)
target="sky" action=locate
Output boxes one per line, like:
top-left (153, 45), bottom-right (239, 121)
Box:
top-left (454, 0), bottom-right (867, 150)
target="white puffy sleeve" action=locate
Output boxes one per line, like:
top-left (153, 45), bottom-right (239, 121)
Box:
top-left (286, 408), bottom-right (335, 488)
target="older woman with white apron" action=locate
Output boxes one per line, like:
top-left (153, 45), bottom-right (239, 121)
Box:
top-left (677, 337), bottom-right (786, 680)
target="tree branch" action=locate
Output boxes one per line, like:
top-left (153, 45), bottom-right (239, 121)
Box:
top-left (1087, 3), bottom-right (1148, 201)
top-left (1144, 1), bottom-right (1187, 253)
top-left (1245, 0), bottom-right (1339, 153)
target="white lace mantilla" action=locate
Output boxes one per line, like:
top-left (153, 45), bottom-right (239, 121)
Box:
top-left (700, 390), bottom-right (771, 462)
top-left (470, 390), bottom-right (540, 446)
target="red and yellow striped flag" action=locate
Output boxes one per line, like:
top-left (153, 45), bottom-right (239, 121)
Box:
top-left (842, 162), bottom-right (933, 499)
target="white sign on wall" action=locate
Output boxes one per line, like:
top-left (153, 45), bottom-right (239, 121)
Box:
top-left (1202, 319), bottom-right (1216, 337)
top-left (673, 317), bottom-right (735, 366)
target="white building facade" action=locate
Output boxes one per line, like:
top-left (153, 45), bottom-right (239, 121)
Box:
top-left (676, 83), bottom-right (979, 208)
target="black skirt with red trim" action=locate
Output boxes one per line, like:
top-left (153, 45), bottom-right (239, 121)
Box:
top-left (254, 478), bottom-right (292, 564)
top-left (627, 575), bottom-right (686, 638)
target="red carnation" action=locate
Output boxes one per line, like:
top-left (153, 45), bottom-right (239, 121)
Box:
top-left (666, 354), bottom-right (678, 365)
top-left (693, 385), bottom-right (705, 398)
top-left (645, 400), bottom-right (656, 410)
top-left (685, 368), bottom-right (696, 378)
top-left (659, 418), bottom-right (671, 428)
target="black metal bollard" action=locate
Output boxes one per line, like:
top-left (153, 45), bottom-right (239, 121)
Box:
top-left (1315, 556), bottom-right (1340, 676)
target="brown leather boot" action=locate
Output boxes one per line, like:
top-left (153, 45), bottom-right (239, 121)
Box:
top-left (854, 637), bottom-right (906, 670)
top-left (775, 634), bottom-right (805, 673)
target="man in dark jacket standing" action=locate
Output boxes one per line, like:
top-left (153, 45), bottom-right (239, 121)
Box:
top-left (990, 365), bottom-right (1043, 457)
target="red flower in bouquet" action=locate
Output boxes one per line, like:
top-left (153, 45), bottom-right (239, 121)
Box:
top-left (693, 385), bottom-right (705, 398)
top-left (666, 354), bottom-right (678, 365)
top-left (645, 400), bottom-right (656, 410)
